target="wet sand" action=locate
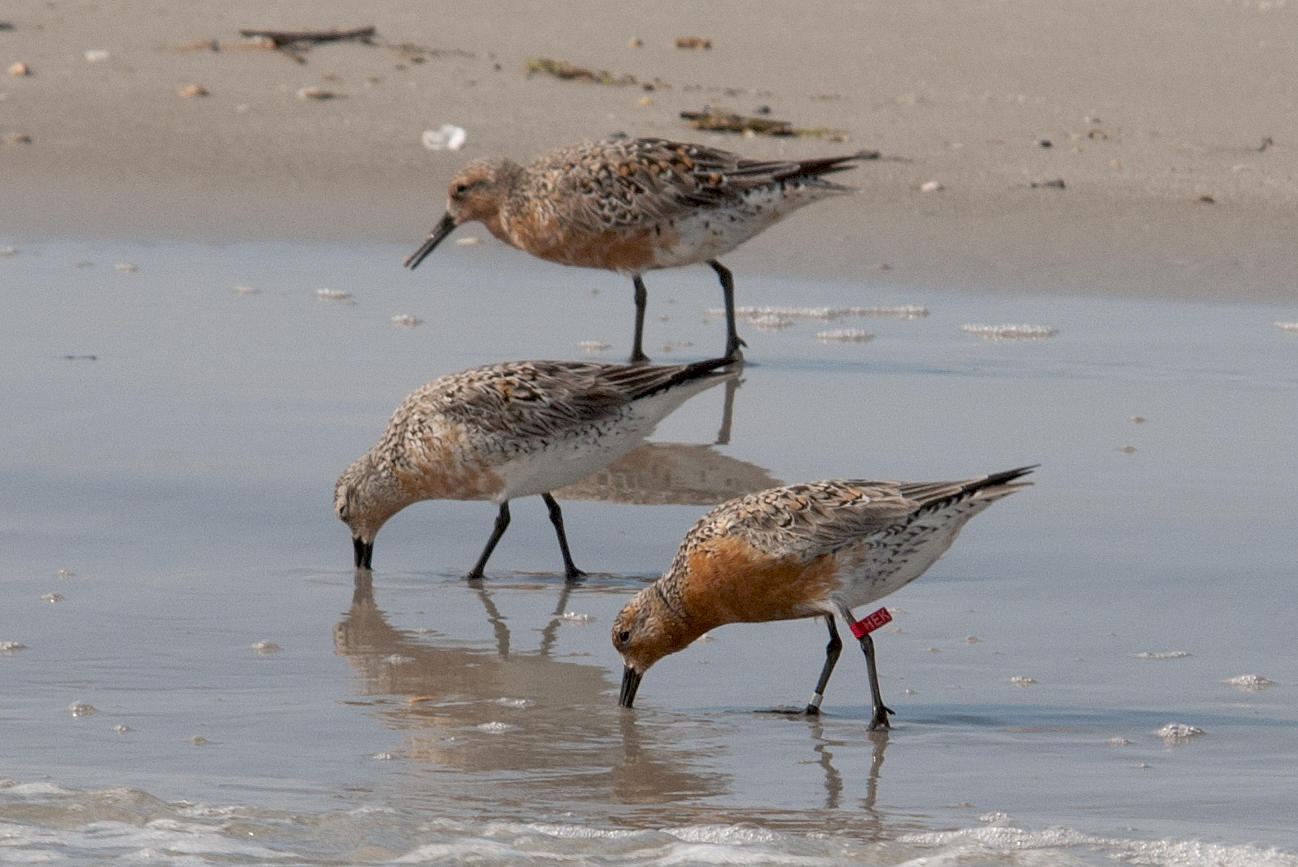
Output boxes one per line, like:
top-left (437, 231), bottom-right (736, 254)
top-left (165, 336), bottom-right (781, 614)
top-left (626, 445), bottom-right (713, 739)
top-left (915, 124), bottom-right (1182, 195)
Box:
top-left (2, 240), bottom-right (1298, 863)
top-left (4, 0), bottom-right (1297, 301)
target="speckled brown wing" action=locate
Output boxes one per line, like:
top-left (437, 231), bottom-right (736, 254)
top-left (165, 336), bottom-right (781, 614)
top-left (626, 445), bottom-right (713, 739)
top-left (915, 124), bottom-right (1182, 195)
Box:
top-left (671, 480), bottom-right (919, 571)
top-left (525, 138), bottom-right (855, 235)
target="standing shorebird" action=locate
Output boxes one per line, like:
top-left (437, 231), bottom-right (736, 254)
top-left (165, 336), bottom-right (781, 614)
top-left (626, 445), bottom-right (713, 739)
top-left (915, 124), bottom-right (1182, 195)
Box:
top-left (403, 137), bottom-right (869, 363)
top-left (612, 466), bottom-right (1036, 728)
top-left (335, 357), bottom-right (735, 578)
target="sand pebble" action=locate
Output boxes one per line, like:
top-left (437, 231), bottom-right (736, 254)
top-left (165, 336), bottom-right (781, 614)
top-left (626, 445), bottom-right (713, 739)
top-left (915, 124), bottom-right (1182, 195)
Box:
top-left (578, 340), bottom-right (612, 354)
top-left (960, 323), bottom-right (1059, 340)
top-left (189, 735), bottom-right (208, 746)
top-left (67, 702), bottom-right (96, 717)
top-left (422, 123), bottom-right (467, 151)
top-left (1135, 650), bottom-right (1191, 660)
top-left (1224, 674), bottom-right (1275, 691)
top-left (964, 635), bottom-right (979, 644)
top-left (8, 61), bottom-right (30, 76)
top-left (249, 640), bottom-right (280, 654)
top-left (233, 285), bottom-right (260, 295)
top-left (476, 721), bottom-right (514, 733)
top-left (3, 132), bottom-right (33, 145)
top-left (41, 593), bottom-right (65, 604)
top-left (1117, 445), bottom-right (1138, 454)
top-left (920, 180), bottom-right (944, 192)
top-left (178, 84), bottom-right (209, 98)
top-left (1, 641), bottom-right (27, 653)
top-left (628, 36), bottom-right (644, 48)
top-left (112, 724), bottom-right (131, 734)
top-left (114, 262), bottom-right (138, 273)
top-left (315, 288), bottom-right (352, 301)
top-left (1008, 675), bottom-right (1036, 687)
top-left (83, 49), bottom-right (110, 63)
top-left (296, 86), bottom-right (335, 101)
top-left (675, 35), bottom-right (712, 49)
top-left (560, 611), bottom-right (594, 624)
top-left (1156, 723), bottom-right (1204, 742)
top-left (816, 328), bottom-right (874, 343)
top-left (1274, 321), bottom-right (1298, 333)
top-left (390, 314), bottom-right (423, 328)
top-left (1130, 416), bottom-right (1147, 423)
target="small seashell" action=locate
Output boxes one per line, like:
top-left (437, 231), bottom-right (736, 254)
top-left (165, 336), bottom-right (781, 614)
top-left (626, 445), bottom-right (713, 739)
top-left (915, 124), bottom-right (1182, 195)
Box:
top-left (68, 702), bottom-right (96, 717)
top-left (560, 611), bottom-right (594, 623)
top-left (421, 123), bottom-right (467, 151)
top-left (233, 285), bottom-right (260, 295)
top-left (1130, 416), bottom-right (1146, 423)
top-left (1274, 321), bottom-right (1298, 333)
top-left (1008, 675), bottom-right (1036, 687)
top-left (920, 180), bottom-right (944, 192)
top-left (296, 86), bottom-right (335, 101)
top-left (178, 83), bottom-right (209, 98)
top-left (1107, 737), bottom-right (1132, 746)
top-left (1135, 650), bottom-right (1190, 660)
top-left (189, 735), bottom-right (208, 746)
top-left (578, 340), bottom-right (611, 354)
top-left (249, 640), bottom-right (280, 654)
top-left (454, 236), bottom-right (481, 246)
top-left (83, 49), bottom-right (110, 63)
top-left (41, 593), bottom-right (65, 604)
top-left (114, 262), bottom-right (138, 273)
top-left (0, 641), bottom-right (27, 653)
top-left (0, 246), bottom-right (17, 256)
top-left (315, 288), bottom-right (351, 301)
top-left (7, 61), bottom-right (30, 76)
top-left (113, 724), bottom-right (132, 734)
top-left (1118, 445), bottom-right (1138, 454)
top-left (390, 314), bottom-right (422, 328)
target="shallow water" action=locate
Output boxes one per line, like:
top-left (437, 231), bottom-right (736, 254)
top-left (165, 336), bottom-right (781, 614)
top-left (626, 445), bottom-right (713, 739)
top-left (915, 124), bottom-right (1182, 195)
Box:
top-left (3, 238), bottom-right (1297, 865)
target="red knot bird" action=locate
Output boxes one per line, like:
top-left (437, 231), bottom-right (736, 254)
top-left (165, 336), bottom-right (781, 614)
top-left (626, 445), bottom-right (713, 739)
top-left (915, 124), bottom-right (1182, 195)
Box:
top-left (403, 137), bottom-right (870, 363)
top-left (335, 356), bottom-right (735, 578)
top-left (612, 466), bottom-right (1036, 728)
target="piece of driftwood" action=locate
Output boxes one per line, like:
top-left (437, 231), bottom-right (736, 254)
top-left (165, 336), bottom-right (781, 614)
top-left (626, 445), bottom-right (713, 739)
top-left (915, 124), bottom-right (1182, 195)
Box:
top-left (525, 57), bottom-right (637, 86)
top-left (238, 26), bottom-right (376, 48)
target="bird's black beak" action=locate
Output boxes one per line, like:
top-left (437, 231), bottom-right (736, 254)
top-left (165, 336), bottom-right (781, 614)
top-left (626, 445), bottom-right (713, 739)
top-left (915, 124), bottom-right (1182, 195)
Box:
top-left (619, 665), bottom-right (643, 708)
top-left (403, 212), bottom-right (457, 270)
top-left (353, 537), bottom-right (374, 571)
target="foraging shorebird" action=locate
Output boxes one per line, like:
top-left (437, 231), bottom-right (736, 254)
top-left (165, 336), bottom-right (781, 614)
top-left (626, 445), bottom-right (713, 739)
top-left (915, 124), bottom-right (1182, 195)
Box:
top-left (335, 357), bottom-right (735, 578)
top-left (612, 467), bottom-right (1036, 728)
top-left (404, 137), bottom-right (868, 362)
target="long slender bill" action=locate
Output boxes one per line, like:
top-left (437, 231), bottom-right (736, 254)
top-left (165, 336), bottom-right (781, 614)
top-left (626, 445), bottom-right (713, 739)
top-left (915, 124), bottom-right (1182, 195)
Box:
top-left (403, 212), bottom-right (458, 270)
top-left (619, 665), bottom-right (643, 708)
top-left (353, 537), bottom-right (374, 570)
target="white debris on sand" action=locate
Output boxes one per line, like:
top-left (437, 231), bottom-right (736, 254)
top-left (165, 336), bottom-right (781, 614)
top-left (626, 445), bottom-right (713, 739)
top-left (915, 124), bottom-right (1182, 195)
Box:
top-left (390, 314), bottom-right (423, 328)
top-left (1224, 674), bottom-right (1275, 691)
top-left (578, 340), bottom-right (612, 354)
top-left (1008, 675), bottom-right (1037, 687)
top-left (1156, 723), bottom-right (1205, 742)
top-left (816, 328), bottom-right (874, 343)
top-left (1274, 321), bottom-right (1298, 332)
top-left (960, 323), bottom-right (1059, 340)
top-left (1135, 650), bottom-right (1191, 660)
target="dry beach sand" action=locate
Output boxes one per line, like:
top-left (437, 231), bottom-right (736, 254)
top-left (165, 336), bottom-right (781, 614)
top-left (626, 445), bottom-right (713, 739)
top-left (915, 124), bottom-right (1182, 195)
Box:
top-left (3, 0), bottom-right (1296, 302)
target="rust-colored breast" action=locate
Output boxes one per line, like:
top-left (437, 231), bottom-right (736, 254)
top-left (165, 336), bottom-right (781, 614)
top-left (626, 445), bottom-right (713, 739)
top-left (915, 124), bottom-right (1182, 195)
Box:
top-left (680, 535), bottom-right (841, 627)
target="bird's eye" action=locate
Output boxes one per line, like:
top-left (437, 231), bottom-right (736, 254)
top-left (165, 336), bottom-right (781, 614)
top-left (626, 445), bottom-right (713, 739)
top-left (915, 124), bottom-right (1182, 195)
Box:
top-left (616, 630), bottom-right (631, 644)
top-left (451, 182), bottom-right (470, 198)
